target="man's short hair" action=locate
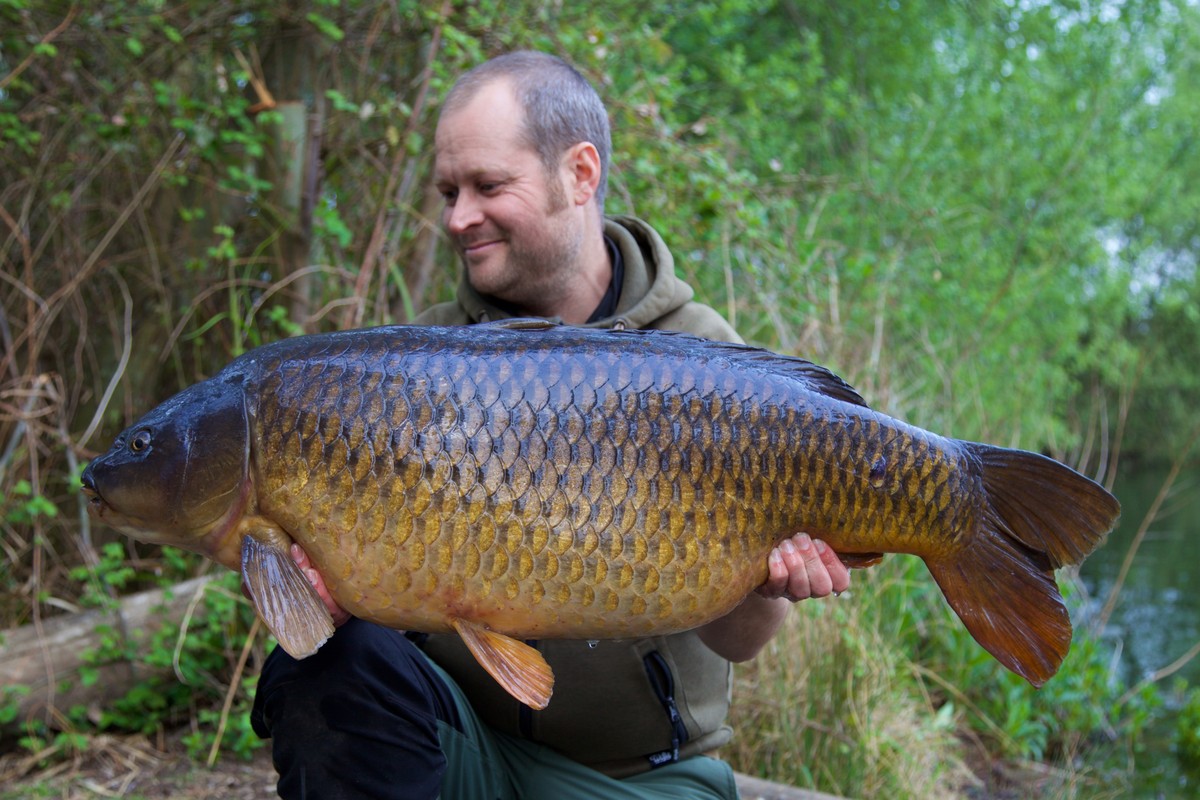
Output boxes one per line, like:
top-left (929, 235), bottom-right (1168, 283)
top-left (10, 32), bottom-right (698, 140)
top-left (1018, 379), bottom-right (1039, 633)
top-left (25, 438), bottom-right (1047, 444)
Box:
top-left (442, 51), bottom-right (612, 212)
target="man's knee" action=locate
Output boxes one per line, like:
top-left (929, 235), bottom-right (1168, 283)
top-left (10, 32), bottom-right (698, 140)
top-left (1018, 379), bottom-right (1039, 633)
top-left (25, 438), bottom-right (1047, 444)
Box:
top-left (252, 620), bottom-right (460, 739)
top-left (251, 621), bottom-right (459, 800)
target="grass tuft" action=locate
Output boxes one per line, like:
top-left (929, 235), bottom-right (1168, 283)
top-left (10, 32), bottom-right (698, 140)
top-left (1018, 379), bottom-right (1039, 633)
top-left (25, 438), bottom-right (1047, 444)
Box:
top-left (727, 566), bottom-right (976, 799)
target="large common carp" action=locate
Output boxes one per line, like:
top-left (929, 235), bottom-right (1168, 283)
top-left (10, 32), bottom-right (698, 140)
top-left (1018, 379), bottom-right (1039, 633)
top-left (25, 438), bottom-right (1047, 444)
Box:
top-left (81, 320), bottom-right (1119, 708)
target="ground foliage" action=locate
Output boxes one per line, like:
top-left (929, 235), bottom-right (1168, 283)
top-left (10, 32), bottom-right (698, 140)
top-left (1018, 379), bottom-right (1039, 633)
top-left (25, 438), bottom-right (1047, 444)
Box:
top-left (2, 1), bottom-right (1198, 796)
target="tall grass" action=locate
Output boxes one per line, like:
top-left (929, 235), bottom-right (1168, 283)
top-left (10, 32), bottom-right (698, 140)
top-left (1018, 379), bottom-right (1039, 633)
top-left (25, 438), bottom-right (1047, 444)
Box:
top-left (726, 564), bottom-right (973, 799)
top-left (725, 548), bottom-right (1162, 799)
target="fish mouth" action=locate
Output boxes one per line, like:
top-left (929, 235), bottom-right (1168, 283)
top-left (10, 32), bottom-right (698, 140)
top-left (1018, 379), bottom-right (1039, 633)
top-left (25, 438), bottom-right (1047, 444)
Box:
top-left (80, 472), bottom-right (108, 518)
top-left (82, 488), bottom-right (107, 518)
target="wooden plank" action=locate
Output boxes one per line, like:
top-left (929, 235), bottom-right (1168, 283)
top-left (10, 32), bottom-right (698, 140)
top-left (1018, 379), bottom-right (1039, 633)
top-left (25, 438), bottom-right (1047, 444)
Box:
top-left (735, 771), bottom-right (851, 800)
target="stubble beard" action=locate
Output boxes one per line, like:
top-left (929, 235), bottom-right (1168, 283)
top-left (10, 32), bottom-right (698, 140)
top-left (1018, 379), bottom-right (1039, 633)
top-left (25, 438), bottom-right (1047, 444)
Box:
top-left (463, 176), bottom-right (581, 313)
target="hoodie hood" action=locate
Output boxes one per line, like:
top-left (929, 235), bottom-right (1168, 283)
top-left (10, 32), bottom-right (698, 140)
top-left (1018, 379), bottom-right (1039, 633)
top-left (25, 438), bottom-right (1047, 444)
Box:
top-left (418, 216), bottom-right (741, 344)
top-left (447, 217), bottom-right (692, 328)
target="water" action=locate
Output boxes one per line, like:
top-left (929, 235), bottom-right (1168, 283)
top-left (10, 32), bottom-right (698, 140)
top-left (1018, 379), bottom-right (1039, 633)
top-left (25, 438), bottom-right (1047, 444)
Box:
top-left (1076, 461), bottom-right (1200, 797)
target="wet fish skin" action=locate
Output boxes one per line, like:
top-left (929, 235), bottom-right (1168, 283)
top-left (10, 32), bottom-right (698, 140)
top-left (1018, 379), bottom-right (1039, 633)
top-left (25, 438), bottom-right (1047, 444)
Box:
top-left (81, 321), bottom-right (1120, 707)
top-left (249, 324), bottom-right (974, 636)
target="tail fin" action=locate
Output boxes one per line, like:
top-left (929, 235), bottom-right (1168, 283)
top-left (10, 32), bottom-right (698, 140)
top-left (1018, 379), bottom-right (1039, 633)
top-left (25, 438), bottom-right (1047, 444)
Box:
top-left (925, 444), bottom-right (1120, 687)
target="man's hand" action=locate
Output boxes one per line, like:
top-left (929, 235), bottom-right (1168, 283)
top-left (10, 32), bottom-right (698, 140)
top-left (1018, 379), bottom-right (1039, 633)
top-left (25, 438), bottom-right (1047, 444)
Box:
top-left (698, 534), bottom-right (850, 662)
top-left (756, 533), bottom-right (850, 602)
top-left (290, 543), bottom-right (353, 628)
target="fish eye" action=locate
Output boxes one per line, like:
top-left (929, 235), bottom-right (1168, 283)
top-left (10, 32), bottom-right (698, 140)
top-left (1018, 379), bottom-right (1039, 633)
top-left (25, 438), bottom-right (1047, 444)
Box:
top-left (129, 430), bottom-right (152, 452)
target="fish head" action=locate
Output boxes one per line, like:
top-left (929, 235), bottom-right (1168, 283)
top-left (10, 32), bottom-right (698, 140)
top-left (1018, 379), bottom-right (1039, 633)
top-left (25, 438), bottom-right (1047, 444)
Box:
top-left (81, 378), bottom-right (250, 552)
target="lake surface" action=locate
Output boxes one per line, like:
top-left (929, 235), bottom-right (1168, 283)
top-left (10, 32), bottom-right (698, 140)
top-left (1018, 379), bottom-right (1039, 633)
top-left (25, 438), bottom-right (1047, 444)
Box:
top-left (1076, 461), bottom-right (1200, 797)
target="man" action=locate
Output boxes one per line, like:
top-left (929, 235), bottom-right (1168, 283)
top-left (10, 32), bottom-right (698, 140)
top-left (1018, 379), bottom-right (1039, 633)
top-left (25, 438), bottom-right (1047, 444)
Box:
top-left (251, 51), bottom-right (850, 799)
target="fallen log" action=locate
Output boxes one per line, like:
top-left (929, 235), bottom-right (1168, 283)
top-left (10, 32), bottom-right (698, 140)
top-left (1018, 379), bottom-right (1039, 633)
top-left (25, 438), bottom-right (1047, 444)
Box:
top-left (0, 576), bottom-right (216, 731)
top-left (1, 578), bottom-right (851, 799)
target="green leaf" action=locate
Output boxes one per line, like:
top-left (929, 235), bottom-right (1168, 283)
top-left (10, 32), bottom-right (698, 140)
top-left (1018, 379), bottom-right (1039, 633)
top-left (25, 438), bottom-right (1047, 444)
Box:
top-left (306, 12), bottom-right (344, 42)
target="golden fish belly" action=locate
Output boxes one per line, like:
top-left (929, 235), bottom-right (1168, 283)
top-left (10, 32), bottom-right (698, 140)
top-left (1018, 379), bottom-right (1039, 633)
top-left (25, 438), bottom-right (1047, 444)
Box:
top-left (247, 327), bottom-right (979, 639)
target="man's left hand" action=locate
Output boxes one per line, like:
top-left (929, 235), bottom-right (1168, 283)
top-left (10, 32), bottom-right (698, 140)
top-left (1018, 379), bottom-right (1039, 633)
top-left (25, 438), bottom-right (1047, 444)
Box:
top-left (756, 533), bottom-right (851, 602)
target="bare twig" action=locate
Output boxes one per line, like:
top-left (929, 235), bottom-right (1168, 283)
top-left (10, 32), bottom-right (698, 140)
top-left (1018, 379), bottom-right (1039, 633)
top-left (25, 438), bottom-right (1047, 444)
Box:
top-left (0, 6), bottom-right (79, 92)
top-left (173, 580), bottom-right (215, 686)
top-left (8, 134), bottom-right (184, 371)
top-left (1094, 424), bottom-right (1200, 633)
top-left (76, 274), bottom-right (133, 450)
top-left (234, 47), bottom-right (277, 111)
top-left (721, 219), bottom-right (737, 331)
top-left (241, 264), bottom-right (357, 332)
top-left (207, 617), bottom-right (261, 767)
top-left (909, 662), bottom-right (1019, 753)
top-left (158, 273), bottom-right (275, 362)
top-left (347, 0), bottom-right (451, 328)
top-left (1118, 637), bottom-right (1200, 707)
top-left (0, 374), bottom-right (49, 489)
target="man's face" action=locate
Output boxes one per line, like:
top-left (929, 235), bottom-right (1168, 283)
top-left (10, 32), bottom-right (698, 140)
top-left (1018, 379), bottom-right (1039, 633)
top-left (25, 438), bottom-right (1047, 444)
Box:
top-left (433, 80), bottom-right (580, 310)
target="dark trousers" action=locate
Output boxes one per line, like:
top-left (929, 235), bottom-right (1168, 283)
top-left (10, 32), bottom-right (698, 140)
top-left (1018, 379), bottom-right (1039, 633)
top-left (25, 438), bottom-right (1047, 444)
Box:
top-left (251, 619), bottom-right (462, 800)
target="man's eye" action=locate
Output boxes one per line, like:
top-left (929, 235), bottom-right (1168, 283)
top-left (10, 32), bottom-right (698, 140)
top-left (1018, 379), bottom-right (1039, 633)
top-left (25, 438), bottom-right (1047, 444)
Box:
top-left (439, 189), bottom-right (458, 203)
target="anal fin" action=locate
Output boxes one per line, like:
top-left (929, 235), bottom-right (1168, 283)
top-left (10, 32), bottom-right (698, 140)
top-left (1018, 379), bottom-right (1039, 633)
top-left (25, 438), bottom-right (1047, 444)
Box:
top-left (451, 618), bottom-right (555, 710)
top-left (839, 552), bottom-right (885, 569)
top-left (241, 530), bottom-right (335, 659)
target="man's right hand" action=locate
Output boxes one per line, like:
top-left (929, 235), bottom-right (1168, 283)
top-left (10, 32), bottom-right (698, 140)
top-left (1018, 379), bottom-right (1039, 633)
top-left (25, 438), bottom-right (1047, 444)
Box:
top-left (290, 543), bottom-right (353, 627)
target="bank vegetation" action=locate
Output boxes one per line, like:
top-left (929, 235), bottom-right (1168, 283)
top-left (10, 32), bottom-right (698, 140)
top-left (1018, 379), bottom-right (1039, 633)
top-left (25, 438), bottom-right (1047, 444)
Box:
top-left (3, 2), bottom-right (1200, 797)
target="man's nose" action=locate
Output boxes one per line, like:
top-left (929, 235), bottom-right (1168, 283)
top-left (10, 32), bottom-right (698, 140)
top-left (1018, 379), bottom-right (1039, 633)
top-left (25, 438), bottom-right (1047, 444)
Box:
top-left (445, 193), bottom-right (483, 234)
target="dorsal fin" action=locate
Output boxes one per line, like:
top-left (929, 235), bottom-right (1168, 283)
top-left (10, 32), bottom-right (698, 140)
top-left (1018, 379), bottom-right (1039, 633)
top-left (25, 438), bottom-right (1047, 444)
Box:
top-left (476, 318), bottom-right (869, 409)
top-left (726, 347), bottom-right (868, 407)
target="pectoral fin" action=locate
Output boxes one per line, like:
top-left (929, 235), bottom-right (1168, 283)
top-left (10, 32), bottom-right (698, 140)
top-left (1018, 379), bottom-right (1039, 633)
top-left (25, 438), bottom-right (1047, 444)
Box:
top-left (451, 618), bottom-right (555, 710)
top-left (241, 530), bottom-right (335, 659)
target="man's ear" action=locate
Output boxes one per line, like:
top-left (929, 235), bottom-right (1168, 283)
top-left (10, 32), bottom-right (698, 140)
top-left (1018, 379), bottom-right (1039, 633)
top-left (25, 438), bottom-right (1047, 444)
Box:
top-left (564, 141), bottom-right (601, 206)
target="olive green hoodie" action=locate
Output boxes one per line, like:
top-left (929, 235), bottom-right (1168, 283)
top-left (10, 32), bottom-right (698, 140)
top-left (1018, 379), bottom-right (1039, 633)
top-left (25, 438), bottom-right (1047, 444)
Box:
top-left (416, 216), bottom-right (742, 343)
top-left (414, 216), bottom-right (741, 777)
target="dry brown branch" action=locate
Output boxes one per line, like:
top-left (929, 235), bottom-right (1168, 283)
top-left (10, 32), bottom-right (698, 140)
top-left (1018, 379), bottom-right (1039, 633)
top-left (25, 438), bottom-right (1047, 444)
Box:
top-left (75, 274), bottom-right (132, 450)
top-left (234, 46), bottom-right (277, 112)
top-left (4, 134), bottom-right (184, 380)
top-left (158, 274), bottom-right (276, 363)
top-left (1094, 424), bottom-right (1200, 633)
top-left (346, 0), bottom-right (452, 328)
top-left (0, 6), bottom-right (79, 92)
top-left (1118, 637), bottom-right (1200, 707)
top-left (207, 617), bottom-right (262, 767)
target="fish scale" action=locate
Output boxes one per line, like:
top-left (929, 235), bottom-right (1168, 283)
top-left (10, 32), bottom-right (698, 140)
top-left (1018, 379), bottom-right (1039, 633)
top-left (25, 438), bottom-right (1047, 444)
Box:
top-left (82, 320), bottom-right (1120, 708)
